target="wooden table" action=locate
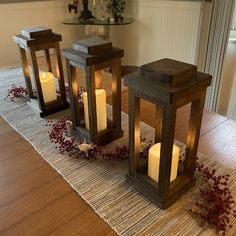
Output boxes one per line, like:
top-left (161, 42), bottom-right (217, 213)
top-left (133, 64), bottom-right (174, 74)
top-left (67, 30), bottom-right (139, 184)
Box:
top-left (0, 89), bottom-right (236, 235)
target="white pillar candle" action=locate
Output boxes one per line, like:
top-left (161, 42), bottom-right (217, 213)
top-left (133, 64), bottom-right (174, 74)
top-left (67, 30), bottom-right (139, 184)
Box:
top-left (148, 143), bottom-right (180, 182)
top-left (39, 72), bottom-right (57, 103)
top-left (93, 0), bottom-right (96, 8)
top-left (82, 89), bottom-right (107, 132)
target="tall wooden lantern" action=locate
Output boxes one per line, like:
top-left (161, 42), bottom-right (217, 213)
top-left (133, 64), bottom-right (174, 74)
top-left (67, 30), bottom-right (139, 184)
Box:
top-left (62, 38), bottom-right (124, 145)
top-left (13, 27), bottom-right (69, 117)
top-left (124, 58), bottom-right (212, 209)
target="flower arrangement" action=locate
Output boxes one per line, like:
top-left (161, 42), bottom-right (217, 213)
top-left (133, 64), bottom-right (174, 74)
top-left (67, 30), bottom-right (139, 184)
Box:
top-left (106, 0), bottom-right (125, 21)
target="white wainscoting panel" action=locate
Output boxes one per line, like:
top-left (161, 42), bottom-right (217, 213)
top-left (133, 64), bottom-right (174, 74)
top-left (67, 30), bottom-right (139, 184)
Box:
top-left (110, 0), bottom-right (201, 66)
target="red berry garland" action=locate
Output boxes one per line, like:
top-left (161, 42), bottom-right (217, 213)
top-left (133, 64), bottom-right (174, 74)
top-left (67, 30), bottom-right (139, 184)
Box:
top-left (47, 117), bottom-right (129, 161)
top-left (5, 84), bottom-right (28, 101)
top-left (189, 158), bottom-right (236, 234)
top-left (8, 84), bottom-right (235, 233)
top-left (47, 117), bottom-right (236, 233)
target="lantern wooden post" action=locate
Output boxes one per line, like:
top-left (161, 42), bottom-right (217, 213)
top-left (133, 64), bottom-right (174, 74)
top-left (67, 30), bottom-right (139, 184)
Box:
top-left (124, 58), bottom-right (212, 209)
top-left (62, 38), bottom-right (124, 145)
top-left (13, 26), bottom-right (69, 117)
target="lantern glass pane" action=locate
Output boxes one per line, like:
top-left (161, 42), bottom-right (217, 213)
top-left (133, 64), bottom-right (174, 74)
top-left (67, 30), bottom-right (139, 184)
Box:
top-left (176, 102), bottom-right (191, 145)
top-left (137, 99), bottom-right (185, 185)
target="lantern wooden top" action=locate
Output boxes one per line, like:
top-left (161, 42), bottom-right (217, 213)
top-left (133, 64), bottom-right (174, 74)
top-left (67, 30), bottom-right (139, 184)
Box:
top-left (21, 26), bottom-right (52, 38)
top-left (141, 58), bottom-right (197, 86)
top-left (124, 59), bottom-right (212, 104)
top-left (62, 38), bottom-right (124, 67)
top-left (13, 26), bottom-right (62, 48)
top-left (73, 38), bottom-right (113, 55)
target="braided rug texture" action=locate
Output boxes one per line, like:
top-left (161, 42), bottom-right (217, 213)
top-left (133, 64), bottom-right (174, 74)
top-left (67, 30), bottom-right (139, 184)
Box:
top-left (0, 67), bottom-right (236, 236)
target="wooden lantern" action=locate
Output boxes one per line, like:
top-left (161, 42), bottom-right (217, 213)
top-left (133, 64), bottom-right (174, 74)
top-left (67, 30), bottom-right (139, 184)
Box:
top-left (13, 26), bottom-right (69, 117)
top-left (62, 38), bottom-right (124, 145)
top-left (124, 58), bottom-right (212, 209)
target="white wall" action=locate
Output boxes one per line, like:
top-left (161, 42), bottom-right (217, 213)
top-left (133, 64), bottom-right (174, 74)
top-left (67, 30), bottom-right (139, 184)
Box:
top-left (217, 41), bottom-right (236, 120)
top-left (0, 0), bottom-right (85, 66)
top-left (110, 0), bottom-right (201, 66)
top-left (217, 2), bottom-right (236, 120)
top-left (0, 0), bottom-right (201, 67)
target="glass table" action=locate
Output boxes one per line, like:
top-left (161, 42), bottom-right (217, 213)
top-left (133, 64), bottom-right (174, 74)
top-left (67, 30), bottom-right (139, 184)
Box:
top-left (63, 18), bottom-right (138, 76)
top-left (63, 18), bottom-right (134, 25)
top-left (63, 18), bottom-right (134, 40)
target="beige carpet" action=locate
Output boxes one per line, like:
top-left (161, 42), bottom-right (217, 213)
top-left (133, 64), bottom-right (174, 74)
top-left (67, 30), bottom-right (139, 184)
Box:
top-left (0, 66), bottom-right (236, 236)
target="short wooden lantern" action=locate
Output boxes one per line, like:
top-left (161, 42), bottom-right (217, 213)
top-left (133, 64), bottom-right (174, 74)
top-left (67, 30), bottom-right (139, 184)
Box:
top-left (124, 58), bottom-right (212, 209)
top-left (13, 27), bottom-right (69, 117)
top-left (62, 38), bottom-right (124, 145)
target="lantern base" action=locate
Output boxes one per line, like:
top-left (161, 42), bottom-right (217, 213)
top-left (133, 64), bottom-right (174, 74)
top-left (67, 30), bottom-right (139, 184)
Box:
top-left (72, 125), bottom-right (124, 146)
top-left (126, 173), bottom-right (196, 209)
top-left (27, 98), bottom-right (69, 118)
